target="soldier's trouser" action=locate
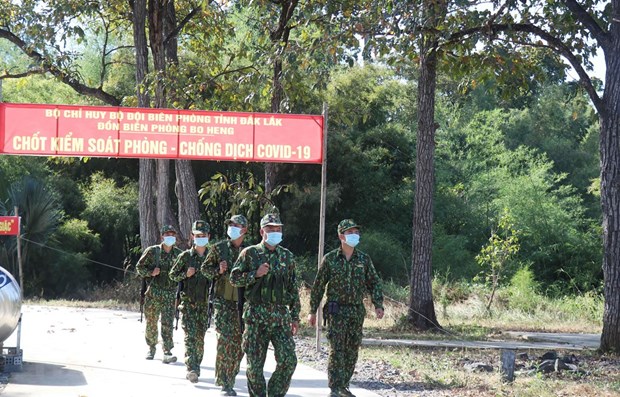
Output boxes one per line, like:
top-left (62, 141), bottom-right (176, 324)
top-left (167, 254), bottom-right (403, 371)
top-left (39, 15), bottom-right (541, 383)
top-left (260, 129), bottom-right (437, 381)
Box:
top-left (326, 304), bottom-right (365, 390)
top-left (144, 291), bottom-right (175, 353)
top-left (181, 301), bottom-right (209, 374)
top-left (215, 300), bottom-right (244, 388)
top-left (243, 317), bottom-right (297, 397)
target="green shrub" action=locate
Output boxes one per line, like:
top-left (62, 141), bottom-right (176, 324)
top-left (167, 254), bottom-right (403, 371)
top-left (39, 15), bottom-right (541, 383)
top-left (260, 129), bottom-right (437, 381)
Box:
top-left (506, 265), bottom-right (540, 313)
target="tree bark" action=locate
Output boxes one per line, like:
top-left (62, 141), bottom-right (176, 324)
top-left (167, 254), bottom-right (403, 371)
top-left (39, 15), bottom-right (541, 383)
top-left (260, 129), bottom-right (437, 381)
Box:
top-left (132, 0), bottom-right (158, 249)
top-left (264, 0), bottom-right (297, 194)
top-left (175, 160), bottom-right (200, 248)
top-left (599, 39), bottom-right (620, 353)
top-left (408, 0), bottom-right (443, 330)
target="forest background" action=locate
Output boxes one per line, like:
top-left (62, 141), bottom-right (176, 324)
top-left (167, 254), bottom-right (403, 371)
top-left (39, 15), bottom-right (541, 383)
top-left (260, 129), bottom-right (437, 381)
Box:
top-left (0, 0), bottom-right (613, 349)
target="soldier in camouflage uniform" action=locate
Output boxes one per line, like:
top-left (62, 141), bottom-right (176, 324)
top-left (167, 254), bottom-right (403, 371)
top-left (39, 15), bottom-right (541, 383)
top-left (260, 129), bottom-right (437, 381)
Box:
top-left (230, 213), bottom-right (300, 397)
top-left (169, 220), bottom-right (212, 383)
top-left (201, 214), bottom-right (250, 396)
top-left (308, 219), bottom-right (384, 397)
top-left (136, 224), bottom-right (182, 363)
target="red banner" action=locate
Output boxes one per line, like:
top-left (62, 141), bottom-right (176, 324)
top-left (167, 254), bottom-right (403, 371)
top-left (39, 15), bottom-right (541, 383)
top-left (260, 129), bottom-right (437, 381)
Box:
top-left (0, 103), bottom-right (324, 163)
top-left (0, 216), bottom-right (20, 236)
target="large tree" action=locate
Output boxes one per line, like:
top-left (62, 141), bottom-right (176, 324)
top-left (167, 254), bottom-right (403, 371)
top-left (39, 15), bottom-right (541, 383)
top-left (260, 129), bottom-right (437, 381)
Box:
top-left (438, 0), bottom-right (619, 355)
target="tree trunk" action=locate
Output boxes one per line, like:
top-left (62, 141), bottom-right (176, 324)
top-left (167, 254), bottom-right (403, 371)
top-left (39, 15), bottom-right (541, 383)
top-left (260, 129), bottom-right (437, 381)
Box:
top-left (132, 0), bottom-right (158, 249)
top-left (599, 42), bottom-right (620, 353)
top-left (175, 160), bottom-right (200, 248)
top-left (156, 159), bottom-right (175, 227)
top-left (264, 0), bottom-right (297, 194)
top-left (139, 159), bottom-right (159, 248)
top-left (408, 1), bottom-right (443, 330)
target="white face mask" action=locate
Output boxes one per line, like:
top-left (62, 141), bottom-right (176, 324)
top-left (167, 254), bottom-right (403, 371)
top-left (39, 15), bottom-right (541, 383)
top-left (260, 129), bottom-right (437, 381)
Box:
top-left (344, 234), bottom-right (360, 248)
top-left (194, 237), bottom-right (209, 247)
top-left (163, 236), bottom-right (176, 246)
top-left (264, 232), bottom-right (282, 246)
top-left (227, 226), bottom-right (242, 240)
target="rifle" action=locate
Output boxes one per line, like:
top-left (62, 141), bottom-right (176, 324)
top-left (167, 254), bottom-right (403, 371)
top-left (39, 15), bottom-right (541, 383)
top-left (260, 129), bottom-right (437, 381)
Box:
top-left (139, 278), bottom-right (147, 322)
top-left (138, 246), bottom-right (161, 322)
top-left (175, 281), bottom-right (183, 330)
top-left (237, 287), bottom-right (245, 333)
top-left (206, 279), bottom-right (216, 329)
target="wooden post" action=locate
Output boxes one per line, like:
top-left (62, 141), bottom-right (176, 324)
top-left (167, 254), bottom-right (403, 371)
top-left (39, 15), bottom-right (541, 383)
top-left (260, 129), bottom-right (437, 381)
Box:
top-left (14, 207), bottom-right (24, 301)
top-left (500, 349), bottom-right (516, 382)
top-left (315, 103), bottom-right (328, 352)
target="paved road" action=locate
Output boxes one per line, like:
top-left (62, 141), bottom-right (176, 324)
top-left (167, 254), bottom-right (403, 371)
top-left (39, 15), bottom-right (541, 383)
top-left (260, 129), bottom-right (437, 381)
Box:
top-left (2, 305), bottom-right (380, 397)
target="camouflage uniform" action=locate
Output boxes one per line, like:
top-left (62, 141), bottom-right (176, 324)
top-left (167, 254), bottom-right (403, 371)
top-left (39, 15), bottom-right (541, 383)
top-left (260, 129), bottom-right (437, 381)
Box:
top-left (309, 219), bottom-right (384, 396)
top-left (202, 236), bottom-right (247, 392)
top-left (169, 223), bottom-right (211, 379)
top-left (136, 238), bottom-right (182, 359)
top-left (230, 214), bottom-right (300, 397)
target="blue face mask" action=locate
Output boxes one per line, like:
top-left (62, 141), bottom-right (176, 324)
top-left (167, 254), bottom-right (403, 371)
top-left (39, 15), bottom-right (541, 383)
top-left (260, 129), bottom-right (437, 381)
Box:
top-left (264, 232), bottom-right (282, 246)
top-left (227, 226), bottom-right (242, 240)
top-left (344, 234), bottom-right (360, 248)
top-left (194, 237), bottom-right (209, 247)
top-left (163, 236), bottom-right (176, 247)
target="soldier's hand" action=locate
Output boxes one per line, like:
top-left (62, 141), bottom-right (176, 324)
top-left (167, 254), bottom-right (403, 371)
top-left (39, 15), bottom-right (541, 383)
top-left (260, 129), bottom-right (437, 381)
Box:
top-left (219, 261), bottom-right (228, 274)
top-left (151, 267), bottom-right (161, 277)
top-left (291, 321), bottom-right (299, 336)
top-left (186, 267), bottom-right (196, 278)
top-left (307, 314), bottom-right (316, 327)
top-left (375, 307), bottom-right (384, 319)
top-left (256, 263), bottom-right (270, 278)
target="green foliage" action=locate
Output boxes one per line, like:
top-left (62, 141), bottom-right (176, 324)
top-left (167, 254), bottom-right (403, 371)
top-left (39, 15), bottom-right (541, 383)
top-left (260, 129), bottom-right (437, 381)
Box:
top-left (39, 219), bottom-right (101, 297)
top-left (505, 265), bottom-right (540, 314)
top-left (359, 230), bottom-right (409, 282)
top-left (0, 177), bottom-right (62, 295)
top-left (198, 171), bottom-right (289, 241)
top-left (475, 210), bottom-right (520, 311)
top-left (80, 173), bottom-right (138, 283)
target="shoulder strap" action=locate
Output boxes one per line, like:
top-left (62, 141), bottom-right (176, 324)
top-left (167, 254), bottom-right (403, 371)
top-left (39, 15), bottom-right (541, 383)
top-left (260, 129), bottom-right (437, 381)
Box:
top-left (219, 241), bottom-right (230, 263)
top-left (155, 246), bottom-right (161, 268)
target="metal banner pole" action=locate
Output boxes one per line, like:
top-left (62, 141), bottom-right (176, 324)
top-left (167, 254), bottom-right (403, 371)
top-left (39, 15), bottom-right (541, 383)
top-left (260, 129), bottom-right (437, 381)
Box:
top-left (14, 206), bottom-right (23, 301)
top-left (316, 103), bottom-right (328, 352)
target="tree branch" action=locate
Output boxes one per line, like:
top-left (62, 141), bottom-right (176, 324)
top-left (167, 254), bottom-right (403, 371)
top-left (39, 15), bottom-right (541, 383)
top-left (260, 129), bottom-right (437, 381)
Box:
top-left (164, 6), bottom-right (202, 45)
top-left (0, 69), bottom-right (45, 79)
top-left (562, 0), bottom-right (610, 50)
top-left (0, 29), bottom-right (121, 105)
top-left (440, 23), bottom-right (603, 115)
top-left (492, 23), bottom-right (603, 114)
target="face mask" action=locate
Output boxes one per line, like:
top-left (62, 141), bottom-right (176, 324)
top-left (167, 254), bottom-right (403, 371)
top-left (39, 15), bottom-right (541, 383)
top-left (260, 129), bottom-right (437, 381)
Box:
top-left (227, 226), bottom-right (242, 240)
top-left (344, 234), bottom-right (360, 248)
top-left (194, 237), bottom-right (209, 247)
top-left (163, 236), bottom-right (176, 246)
top-left (264, 232), bottom-right (282, 246)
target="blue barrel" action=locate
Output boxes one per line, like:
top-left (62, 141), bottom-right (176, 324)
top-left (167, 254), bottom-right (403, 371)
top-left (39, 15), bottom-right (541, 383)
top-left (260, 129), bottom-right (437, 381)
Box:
top-left (0, 266), bottom-right (21, 343)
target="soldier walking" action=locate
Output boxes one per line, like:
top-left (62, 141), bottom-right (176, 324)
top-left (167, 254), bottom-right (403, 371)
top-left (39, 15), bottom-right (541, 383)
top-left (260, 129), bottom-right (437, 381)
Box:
top-left (169, 220), bottom-right (212, 383)
top-left (308, 219), bottom-right (384, 397)
top-left (201, 214), bottom-right (250, 396)
top-left (136, 224), bottom-right (182, 364)
top-left (230, 213), bottom-right (300, 397)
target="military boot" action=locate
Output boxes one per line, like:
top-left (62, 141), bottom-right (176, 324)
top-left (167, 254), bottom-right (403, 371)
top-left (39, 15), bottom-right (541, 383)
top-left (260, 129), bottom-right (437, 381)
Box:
top-left (186, 370), bottom-right (199, 383)
top-left (162, 352), bottom-right (177, 364)
top-left (145, 347), bottom-right (155, 360)
top-left (220, 386), bottom-right (237, 396)
top-left (340, 387), bottom-right (356, 397)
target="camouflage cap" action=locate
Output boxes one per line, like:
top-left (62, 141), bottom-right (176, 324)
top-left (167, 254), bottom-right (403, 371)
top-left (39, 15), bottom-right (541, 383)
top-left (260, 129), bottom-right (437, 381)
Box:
top-left (338, 219), bottom-right (361, 234)
top-left (191, 220), bottom-right (210, 234)
top-left (161, 224), bottom-right (176, 234)
top-left (225, 214), bottom-right (248, 227)
top-left (260, 213), bottom-right (283, 228)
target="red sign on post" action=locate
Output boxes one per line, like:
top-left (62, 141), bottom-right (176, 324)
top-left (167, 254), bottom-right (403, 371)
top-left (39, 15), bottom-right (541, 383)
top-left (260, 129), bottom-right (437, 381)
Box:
top-left (0, 103), bottom-right (324, 163)
top-left (0, 216), bottom-right (20, 236)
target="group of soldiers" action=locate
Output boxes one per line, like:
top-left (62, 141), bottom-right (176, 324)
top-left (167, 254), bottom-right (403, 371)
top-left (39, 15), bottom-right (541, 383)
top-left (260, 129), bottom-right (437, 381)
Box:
top-left (136, 213), bottom-right (384, 397)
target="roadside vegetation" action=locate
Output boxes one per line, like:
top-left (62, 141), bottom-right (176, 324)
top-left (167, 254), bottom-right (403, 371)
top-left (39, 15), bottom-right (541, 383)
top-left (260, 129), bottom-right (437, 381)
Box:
top-left (24, 276), bottom-right (615, 396)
